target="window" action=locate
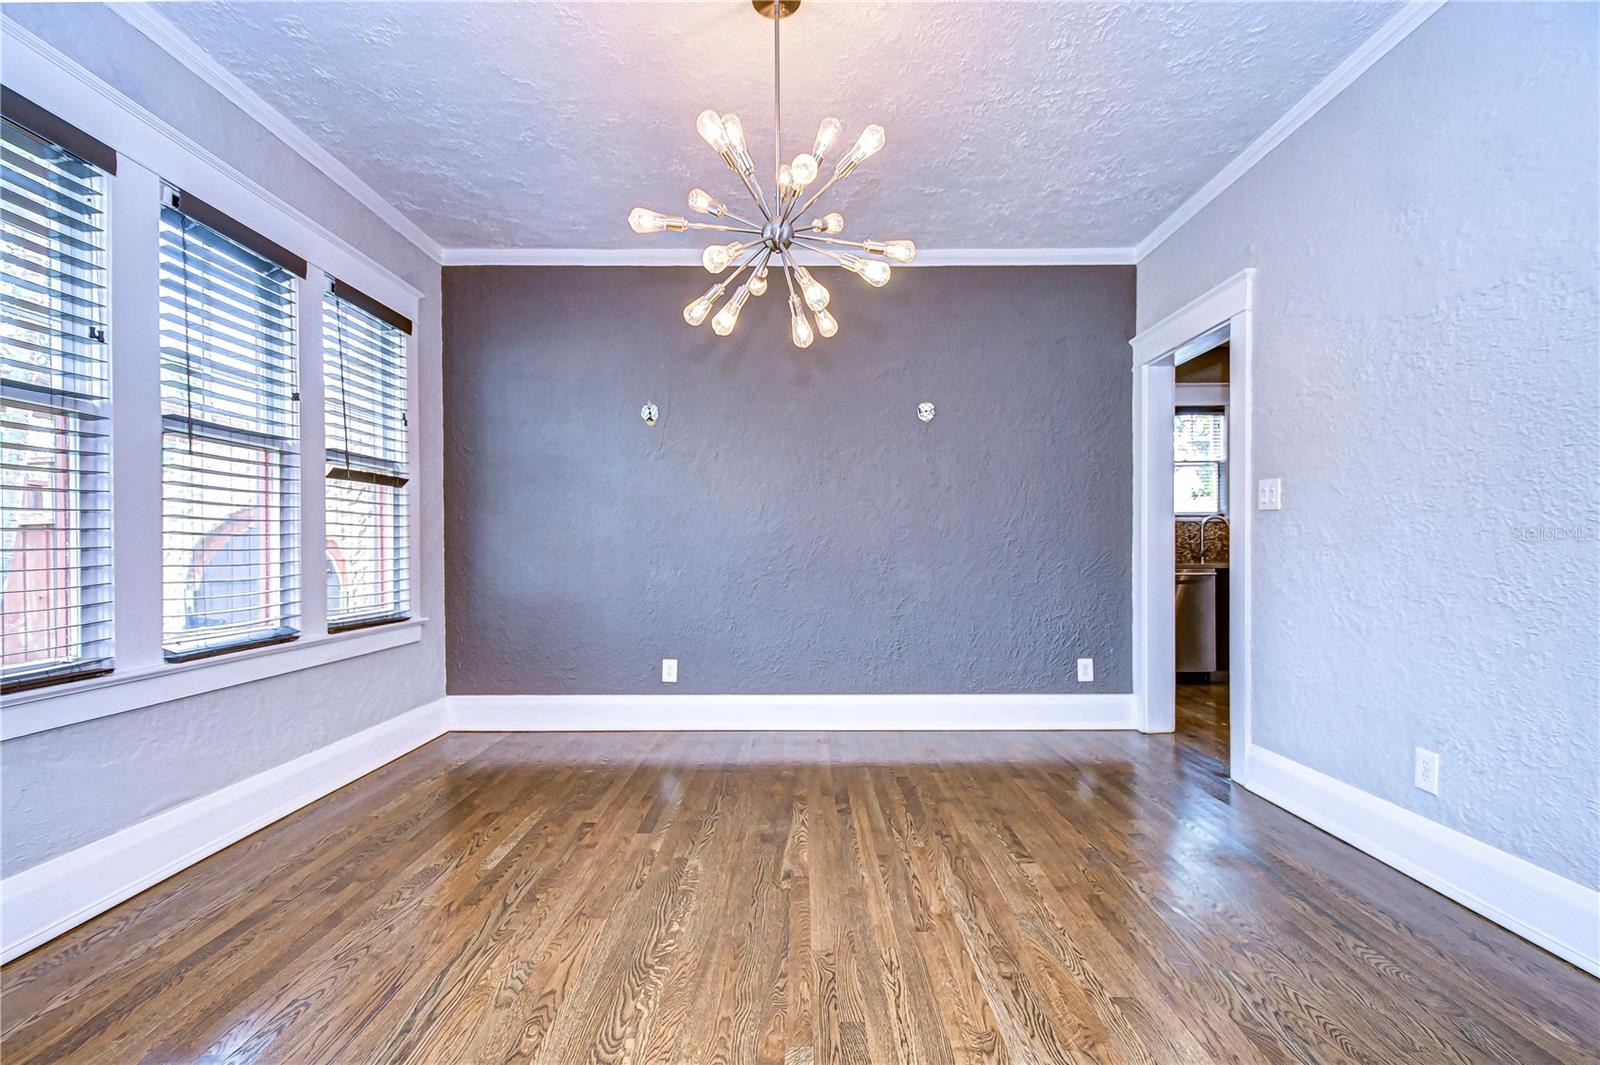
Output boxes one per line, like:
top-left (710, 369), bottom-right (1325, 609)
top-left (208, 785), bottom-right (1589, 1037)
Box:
top-left (159, 195), bottom-right (301, 660)
top-left (1174, 409), bottom-right (1226, 515)
top-left (1, 114), bottom-right (114, 692)
top-left (323, 282), bottom-right (409, 629)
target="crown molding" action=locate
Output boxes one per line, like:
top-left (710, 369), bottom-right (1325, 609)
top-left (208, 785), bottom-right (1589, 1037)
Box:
top-left (108, 2), bottom-right (444, 263)
top-left (438, 246), bottom-right (1138, 267)
top-left (1133, 0), bottom-right (1447, 262)
top-left (87, 0), bottom-right (1445, 272)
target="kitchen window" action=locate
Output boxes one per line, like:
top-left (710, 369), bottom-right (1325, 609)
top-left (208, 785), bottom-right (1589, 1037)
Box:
top-left (1174, 408), bottom-right (1226, 516)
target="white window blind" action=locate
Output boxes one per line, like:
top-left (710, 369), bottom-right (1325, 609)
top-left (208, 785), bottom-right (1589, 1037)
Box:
top-left (323, 283), bottom-right (409, 628)
top-left (1, 115), bottom-right (113, 692)
top-left (1174, 409), bottom-right (1227, 515)
top-left (159, 198), bottom-right (300, 660)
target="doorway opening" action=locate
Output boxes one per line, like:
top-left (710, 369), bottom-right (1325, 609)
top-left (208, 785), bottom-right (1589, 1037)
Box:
top-left (1130, 269), bottom-right (1253, 782)
top-left (1174, 342), bottom-right (1230, 774)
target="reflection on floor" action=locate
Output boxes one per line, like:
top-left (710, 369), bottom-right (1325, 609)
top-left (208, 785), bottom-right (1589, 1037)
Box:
top-left (3, 724), bottom-right (1595, 1064)
top-left (1176, 679), bottom-right (1230, 777)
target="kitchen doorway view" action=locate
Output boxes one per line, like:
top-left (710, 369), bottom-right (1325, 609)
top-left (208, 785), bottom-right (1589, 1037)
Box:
top-left (1175, 342), bottom-right (1230, 777)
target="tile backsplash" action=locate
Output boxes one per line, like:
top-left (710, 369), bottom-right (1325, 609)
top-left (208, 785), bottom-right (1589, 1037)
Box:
top-left (1176, 517), bottom-right (1229, 565)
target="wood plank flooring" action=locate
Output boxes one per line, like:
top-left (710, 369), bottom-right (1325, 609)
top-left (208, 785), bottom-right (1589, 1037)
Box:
top-left (2, 688), bottom-right (1595, 1063)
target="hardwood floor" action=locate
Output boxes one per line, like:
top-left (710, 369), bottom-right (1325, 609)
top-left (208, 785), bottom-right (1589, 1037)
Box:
top-left (3, 700), bottom-right (1595, 1063)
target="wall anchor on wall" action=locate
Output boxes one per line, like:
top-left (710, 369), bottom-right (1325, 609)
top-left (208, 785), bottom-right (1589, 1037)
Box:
top-left (917, 402), bottom-right (935, 423)
top-left (641, 402), bottom-right (660, 426)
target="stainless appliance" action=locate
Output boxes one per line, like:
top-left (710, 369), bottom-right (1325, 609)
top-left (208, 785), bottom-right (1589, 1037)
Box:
top-left (1175, 568), bottom-right (1218, 673)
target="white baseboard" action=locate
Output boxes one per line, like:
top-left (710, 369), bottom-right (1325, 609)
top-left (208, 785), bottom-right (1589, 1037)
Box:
top-left (0, 698), bottom-right (449, 964)
top-left (1239, 744), bottom-right (1599, 977)
top-left (447, 692), bottom-right (1137, 732)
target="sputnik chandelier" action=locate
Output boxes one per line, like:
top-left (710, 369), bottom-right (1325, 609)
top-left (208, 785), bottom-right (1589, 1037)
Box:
top-left (627, 0), bottom-right (913, 347)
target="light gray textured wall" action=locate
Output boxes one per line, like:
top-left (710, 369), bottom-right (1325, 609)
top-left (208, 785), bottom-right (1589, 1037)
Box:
top-left (1, 4), bottom-right (446, 875)
top-left (1139, 3), bottom-right (1600, 888)
top-left (444, 266), bottom-right (1133, 696)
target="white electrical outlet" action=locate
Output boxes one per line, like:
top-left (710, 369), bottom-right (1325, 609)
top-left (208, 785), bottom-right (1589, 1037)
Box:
top-left (661, 658), bottom-right (678, 683)
top-left (1414, 747), bottom-right (1440, 795)
top-left (1258, 478), bottom-right (1283, 510)
top-left (1077, 657), bottom-right (1094, 683)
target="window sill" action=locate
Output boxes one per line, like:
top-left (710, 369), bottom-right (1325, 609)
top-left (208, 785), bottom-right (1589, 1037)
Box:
top-left (0, 618), bottom-right (428, 741)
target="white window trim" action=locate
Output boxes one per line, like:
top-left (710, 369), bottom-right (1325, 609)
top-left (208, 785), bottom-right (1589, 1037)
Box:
top-left (0, 619), bottom-right (426, 740)
top-left (1, 20), bottom-right (427, 739)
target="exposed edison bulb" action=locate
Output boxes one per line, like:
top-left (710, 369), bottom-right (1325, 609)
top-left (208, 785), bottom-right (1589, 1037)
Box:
top-left (683, 283), bottom-right (723, 327)
top-left (701, 241), bottom-right (744, 274)
top-left (749, 267), bottom-right (768, 296)
top-left (854, 124), bottom-right (887, 159)
top-left (812, 117), bottom-right (843, 161)
top-left (812, 212), bottom-right (845, 235)
top-left (788, 295), bottom-right (815, 349)
top-left (687, 188), bottom-right (724, 216)
top-left (722, 114), bottom-right (748, 157)
top-left (790, 153), bottom-right (819, 187)
top-left (840, 253), bottom-right (891, 288)
top-left (712, 284), bottom-right (752, 336)
top-left (696, 110), bottom-right (728, 152)
top-left (881, 239), bottom-right (916, 263)
top-left (777, 164), bottom-right (794, 194)
top-left (814, 308), bottom-right (838, 338)
top-left (629, 207), bottom-right (683, 234)
top-left (794, 265), bottom-right (829, 311)
top-left (836, 124), bottom-right (886, 175)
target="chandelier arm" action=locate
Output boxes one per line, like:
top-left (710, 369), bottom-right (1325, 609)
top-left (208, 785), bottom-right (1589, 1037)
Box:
top-left (797, 233), bottom-right (870, 250)
top-left (720, 206), bottom-right (766, 229)
top-left (780, 184), bottom-right (806, 224)
top-left (751, 172), bottom-right (775, 218)
top-left (779, 248), bottom-right (800, 300)
top-left (719, 246), bottom-right (767, 288)
top-left (685, 221), bottom-right (765, 235)
top-left (793, 173), bottom-right (843, 221)
top-left (790, 235), bottom-right (845, 256)
top-left (732, 167), bottom-right (773, 222)
top-left (754, 245), bottom-right (776, 286)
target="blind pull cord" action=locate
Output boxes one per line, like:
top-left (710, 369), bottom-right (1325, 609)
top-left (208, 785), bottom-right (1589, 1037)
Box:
top-left (335, 296), bottom-right (354, 473)
top-left (180, 216), bottom-right (195, 452)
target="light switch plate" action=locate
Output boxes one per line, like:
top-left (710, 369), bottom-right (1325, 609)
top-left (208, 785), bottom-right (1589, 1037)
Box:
top-left (1258, 478), bottom-right (1283, 510)
top-left (661, 658), bottom-right (678, 683)
top-left (1077, 657), bottom-right (1094, 683)
top-left (1414, 747), bottom-right (1440, 795)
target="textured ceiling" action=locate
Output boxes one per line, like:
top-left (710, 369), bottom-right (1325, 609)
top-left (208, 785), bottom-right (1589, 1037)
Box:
top-left (156, 1), bottom-right (1400, 250)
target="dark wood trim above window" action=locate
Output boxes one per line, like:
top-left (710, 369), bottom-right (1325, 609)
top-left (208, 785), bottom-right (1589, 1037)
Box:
top-left (331, 279), bottom-right (413, 335)
top-left (170, 190), bottom-right (309, 278)
top-left (0, 87), bottom-right (117, 175)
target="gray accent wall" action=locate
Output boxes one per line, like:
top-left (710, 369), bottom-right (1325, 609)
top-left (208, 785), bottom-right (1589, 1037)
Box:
top-left (444, 266), bottom-right (1133, 696)
top-left (1139, 3), bottom-right (1600, 888)
top-left (1, 5), bottom-right (446, 876)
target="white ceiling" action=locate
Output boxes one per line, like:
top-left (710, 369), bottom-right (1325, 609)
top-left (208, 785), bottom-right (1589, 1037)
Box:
top-left (150, 1), bottom-right (1401, 253)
